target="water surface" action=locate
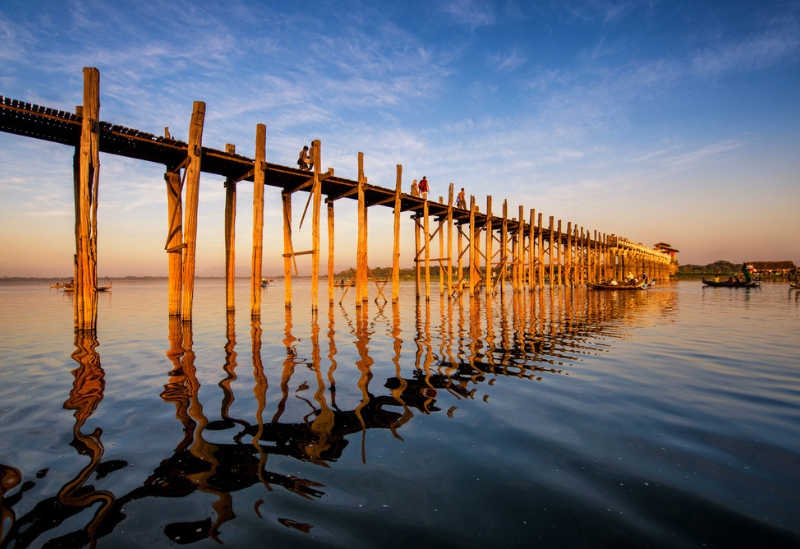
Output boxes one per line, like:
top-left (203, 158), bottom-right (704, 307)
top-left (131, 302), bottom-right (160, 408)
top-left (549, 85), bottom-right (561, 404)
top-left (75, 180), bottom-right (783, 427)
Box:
top-left (1, 280), bottom-right (798, 548)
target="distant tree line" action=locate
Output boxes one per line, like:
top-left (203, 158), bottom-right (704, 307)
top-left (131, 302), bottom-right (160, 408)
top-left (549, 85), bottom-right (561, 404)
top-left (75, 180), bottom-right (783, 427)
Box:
top-left (678, 260), bottom-right (742, 273)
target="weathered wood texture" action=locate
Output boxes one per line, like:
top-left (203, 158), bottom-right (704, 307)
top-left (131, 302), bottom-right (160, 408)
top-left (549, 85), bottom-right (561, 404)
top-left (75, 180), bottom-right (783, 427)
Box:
top-left (180, 101), bottom-right (205, 322)
top-left (251, 125), bottom-right (267, 316)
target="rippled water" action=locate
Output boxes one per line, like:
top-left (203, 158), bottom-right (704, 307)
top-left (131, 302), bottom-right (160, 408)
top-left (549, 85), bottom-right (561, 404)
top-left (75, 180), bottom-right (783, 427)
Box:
top-left (1, 279), bottom-right (798, 548)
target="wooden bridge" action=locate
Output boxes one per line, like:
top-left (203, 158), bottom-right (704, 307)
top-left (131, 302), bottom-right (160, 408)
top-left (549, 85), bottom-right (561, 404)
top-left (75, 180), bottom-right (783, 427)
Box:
top-left (0, 68), bottom-right (675, 329)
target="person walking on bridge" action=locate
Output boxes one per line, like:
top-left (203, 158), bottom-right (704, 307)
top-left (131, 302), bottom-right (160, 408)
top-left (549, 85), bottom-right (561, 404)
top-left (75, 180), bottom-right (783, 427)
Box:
top-left (418, 176), bottom-right (429, 200)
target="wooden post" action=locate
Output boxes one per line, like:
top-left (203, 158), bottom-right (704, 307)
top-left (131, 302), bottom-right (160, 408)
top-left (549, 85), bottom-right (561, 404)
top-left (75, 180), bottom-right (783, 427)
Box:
top-left (165, 169), bottom-right (182, 316)
top-left (251, 125), bottom-right (266, 316)
top-left (555, 220), bottom-right (562, 287)
top-left (415, 215), bottom-right (421, 299)
top-left (311, 139), bottom-right (322, 311)
top-left (537, 213), bottom-right (544, 289)
top-left (438, 196), bottom-right (444, 296)
top-left (457, 221), bottom-right (464, 294)
top-left (500, 200), bottom-right (508, 292)
top-left (328, 201), bottom-right (334, 303)
top-left (357, 152), bottom-right (366, 306)
top-left (392, 165), bottom-right (402, 302)
top-left (485, 196), bottom-right (493, 295)
top-left (282, 190), bottom-right (292, 307)
top-left (74, 67), bottom-right (100, 330)
top-left (469, 196), bottom-right (477, 296)
top-left (224, 144), bottom-right (236, 312)
top-left (424, 197), bottom-right (430, 302)
top-left (528, 209), bottom-right (535, 293)
top-left (447, 183), bottom-right (454, 297)
top-left (181, 100), bottom-right (205, 322)
top-left (518, 205), bottom-right (525, 292)
top-left (548, 216), bottom-right (554, 287)
top-left (566, 222), bottom-right (572, 286)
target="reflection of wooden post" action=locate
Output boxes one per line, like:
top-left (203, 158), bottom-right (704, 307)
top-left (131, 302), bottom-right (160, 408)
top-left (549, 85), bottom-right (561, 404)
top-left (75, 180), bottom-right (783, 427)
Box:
top-left (424, 197), bottom-right (430, 302)
top-left (537, 213), bottom-right (544, 289)
top-left (224, 144), bottom-right (236, 312)
top-left (165, 169), bottom-right (183, 316)
top-left (74, 67), bottom-right (100, 330)
top-left (311, 139), bottom-right (322, 311)
top-left (356, 152), bottom-right (366, 306)
top-left (282, 191), bottom-right (292, 307)
top-left (392, 165), bottom-right (402, 302)
top-left (328, 201), bottom-right (334, 303)
top-left (181, 100), bottom-right (205, 322)
top-left (447, 183), bottom-right (454, 297)
top-left (528, 209), bottom-right (535, 292)
top-left (251, 125), bottom-right (266, 316)
top-left (485, 197), bottom-right (493, 295)
top-left (469, 196), bottom-right (477, 296)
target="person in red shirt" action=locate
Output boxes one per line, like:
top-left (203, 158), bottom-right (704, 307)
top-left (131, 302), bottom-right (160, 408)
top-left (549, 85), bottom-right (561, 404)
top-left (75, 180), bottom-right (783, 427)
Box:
top-left (418, 176), bottom-right (429, 199)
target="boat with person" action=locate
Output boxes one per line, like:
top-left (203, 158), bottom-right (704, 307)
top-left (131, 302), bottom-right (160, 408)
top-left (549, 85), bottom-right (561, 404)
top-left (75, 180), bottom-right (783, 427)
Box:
top-left (701, 278), bottom-right (760, 288)
top-left (587, 281), bottom-right (645, 291)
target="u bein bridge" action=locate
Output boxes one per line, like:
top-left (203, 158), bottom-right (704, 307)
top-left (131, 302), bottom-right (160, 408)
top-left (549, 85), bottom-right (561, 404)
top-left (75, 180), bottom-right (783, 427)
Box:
top-left (0, 68), bottom-right (675, 330)
top-left (0, 283), bottom-right (675, 547)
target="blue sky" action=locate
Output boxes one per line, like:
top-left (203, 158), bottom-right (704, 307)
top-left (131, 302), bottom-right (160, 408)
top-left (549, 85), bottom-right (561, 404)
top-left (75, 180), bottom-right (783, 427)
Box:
top-left (1, 0), bottom-right (799, 276)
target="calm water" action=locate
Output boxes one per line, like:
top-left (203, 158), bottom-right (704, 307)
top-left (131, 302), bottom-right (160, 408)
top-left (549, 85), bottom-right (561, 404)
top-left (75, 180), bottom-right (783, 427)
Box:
top-left (0, 279), bottom-right (798, 548)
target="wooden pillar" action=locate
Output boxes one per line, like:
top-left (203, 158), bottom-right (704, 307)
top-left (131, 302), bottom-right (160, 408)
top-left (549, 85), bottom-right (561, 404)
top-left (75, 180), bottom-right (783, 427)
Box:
top-left (469, 196), bottom-right (477, 296)
top-left (181, 100), bottom-right (205, 322)
top-left (548, 216), bottom-right (554, 287)
top-left (528, 209), bottom-right (535, 292)
top-left (392, 165), bottom-right (402, 303)
top-left (485, 196), bottom-right (493, 295)
top-left (165, 169), bottom-right (182, 316)
top-left (594, 230), bottom-right (599, 283)
top-left (251, 125), bottom-right (266, 316)
top-left (537, 213), bottom-right (544, 289)
top-left (555, 220), bottom-right (562, 287)
top-left (356, 152), bottom-right (367, 306)
top-left (415, 215), bottom-right (421, 299)
top-left (566, 222), bottom-right (572, 286)
top-left (282, 190), bottom-right (292, 307)
top-left (74, 67), bottom-right (100, 330)
top-left (328, 200), bottom-right (334, 303)
top-left (438, 196), bottom-right (444, 296)
top-left (518, 205), bottom-right (525, 292)
top-left (224, 144), bottom-right (237, 312)
top-left (447, 183), bottom-right (454, 297)
top-left (457, 221), bottom-right (464, 294)
top-left (310, 139), bottom-right (322, 311)
top-left (424, 197), bottom-right (430, 302)
top-left (500, 200), bottom-right (508, 292)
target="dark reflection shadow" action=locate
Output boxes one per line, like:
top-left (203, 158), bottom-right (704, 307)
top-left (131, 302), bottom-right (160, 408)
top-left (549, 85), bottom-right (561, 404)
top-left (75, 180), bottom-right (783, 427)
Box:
top-left (0, 331), bottom-right (120, 549)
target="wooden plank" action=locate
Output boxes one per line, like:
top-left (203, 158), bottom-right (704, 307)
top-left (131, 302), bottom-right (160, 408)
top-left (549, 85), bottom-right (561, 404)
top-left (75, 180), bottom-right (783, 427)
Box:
top-left (181, 100), bottom-right (205, 322)
top-left (251, 126), bottom-right (266, 316)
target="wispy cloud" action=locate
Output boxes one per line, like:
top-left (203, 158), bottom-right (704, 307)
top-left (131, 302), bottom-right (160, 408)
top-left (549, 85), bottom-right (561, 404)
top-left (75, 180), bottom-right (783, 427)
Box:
top-left (691, 25), bottom-right (800, 77)
top-left (440, 0), bottom-right (495, 29)
top-left (488, 49), bottom-right (526, 72)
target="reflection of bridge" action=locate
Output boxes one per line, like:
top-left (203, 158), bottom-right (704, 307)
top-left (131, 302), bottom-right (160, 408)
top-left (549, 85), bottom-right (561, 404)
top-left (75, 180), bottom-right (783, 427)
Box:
top-left (0, 286), bottom-right (677, 547)
top-left (0, 67), bottom-right (675, 329)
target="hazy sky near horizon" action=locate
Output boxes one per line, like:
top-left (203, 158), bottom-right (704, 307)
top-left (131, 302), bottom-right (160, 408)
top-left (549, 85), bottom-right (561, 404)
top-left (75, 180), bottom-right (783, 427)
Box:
top-left (1, 0), bottom-right (799, 277)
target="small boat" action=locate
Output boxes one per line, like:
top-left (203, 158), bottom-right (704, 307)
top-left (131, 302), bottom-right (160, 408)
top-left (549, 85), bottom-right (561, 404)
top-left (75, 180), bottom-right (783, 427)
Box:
top-left (701, 278), bottom-right (760, 288)
top-left (587, 281), bottom-right (645, 290)
top-left (789, 282), bottom-right (800, 290)
top-left (333, 281), bottom-right (354, 287)
top-left (96, 279), bottom-right (112, 292)
top-left (49, 283), bottom-right (63, 289)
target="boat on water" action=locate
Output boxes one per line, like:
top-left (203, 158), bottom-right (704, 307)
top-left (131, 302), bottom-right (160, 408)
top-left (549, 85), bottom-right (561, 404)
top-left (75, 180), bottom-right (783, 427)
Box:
top-left (61, 280), bottom-right (112, 292)
top-left (587, 281), bottom-right (645, 291)
top-left (789, 281), bottom-right (799, 290)
top-left (701, 278), bottom-right (760, 288)
top-left (49, 283), bottom-right (63, 289)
